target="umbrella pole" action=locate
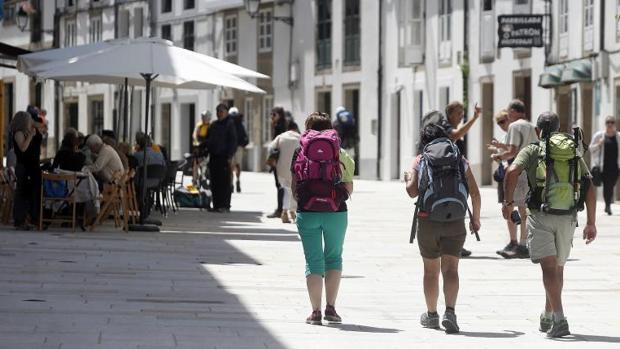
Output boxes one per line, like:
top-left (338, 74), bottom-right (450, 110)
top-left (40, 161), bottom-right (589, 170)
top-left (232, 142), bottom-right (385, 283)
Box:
top-left (140, 73), bottom-right (152, 225)
top-left (123, 77), bottom-right (128, 142)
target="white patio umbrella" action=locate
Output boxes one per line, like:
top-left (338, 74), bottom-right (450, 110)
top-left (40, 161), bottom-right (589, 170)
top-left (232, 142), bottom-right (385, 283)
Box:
top-left (20, 38), bottom-right (267, 228)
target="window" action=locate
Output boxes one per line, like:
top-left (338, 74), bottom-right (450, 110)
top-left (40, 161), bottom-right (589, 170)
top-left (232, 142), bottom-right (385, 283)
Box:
top-left (64, 20), bottom-right (76, 47)
top-left (262, 96), bottom-right (273, 144)
top-left (398, 0), bottom-right (424, 66)
top-left (244, 98), bottom-right (254, 144)
top-left (2, 2), bottom-right (16, 24)
top-left (225, 15), bottom-right (238, 57)
top-left (559, 0), bottom-right (569, 57)
top-left (161, 0), bottom-right (172, 13)
top-left (483, 0), bottom-right (493, 11)
top-left (480, 0), bottom-right (495, 62)
top-left (91, 99), bottom-right (104, 135)
top-left (317, 90), bottom-right (331, 116)
top-left (134, 8), bottom-right (144, 38)
top-left (343, 0), bottom-right (360, 66)
top-left (161, 24), bottom-right (171, 41)
top-left (184, 0), bottom-right (195, 10)
top-left (559, 0), bottom-right (569, 34)
top-left (183, 21), bottom-right (195, 50)
top-left (258, 10), bottom-right (273, 53)
top-left (118, 9), bottom-right (130, 38)
top-left (67, 0), bottom-right (75, 6)
top-left (438, 0), bottom-right (452, 63)
top-left (316, 0), bottom-right (332, 70)
top-left (583, 0), bottom-right (594, 51)
top-left (89, 15), bottom-right (102, 43)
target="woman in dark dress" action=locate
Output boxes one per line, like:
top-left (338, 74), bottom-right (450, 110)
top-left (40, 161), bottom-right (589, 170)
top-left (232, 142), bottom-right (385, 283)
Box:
top-left (53, 128), bottom-right (86, 172)
top-left (11, 111), bottom-right (43, 230)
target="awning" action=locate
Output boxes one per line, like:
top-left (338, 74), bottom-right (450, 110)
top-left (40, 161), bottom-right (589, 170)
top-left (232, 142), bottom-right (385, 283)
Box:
top-left (560, 59), bottom-right (592, 84)
top-left (0, 42), bottom-right (31, 61)
top-left (538, 64), bottom-right (565, 89)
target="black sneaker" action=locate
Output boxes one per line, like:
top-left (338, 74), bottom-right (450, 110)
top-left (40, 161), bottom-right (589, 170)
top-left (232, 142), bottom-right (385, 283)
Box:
top-left (460, 248), bottom-right (472, 257)
top-left (306, 310), bottom-right (322, 325)
top-left (324, 305), bottom-right (342, 323)
top-left (497, 241), bottom-right (518, 259)
top-left (605, 205), bottom-right (612, 215)
top-left (515, 245), bottom-right (530, 259)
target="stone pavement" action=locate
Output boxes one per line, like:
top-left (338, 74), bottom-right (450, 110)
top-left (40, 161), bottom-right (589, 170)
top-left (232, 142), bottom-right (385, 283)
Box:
top-left (0, 172), bottom-right (619, 349)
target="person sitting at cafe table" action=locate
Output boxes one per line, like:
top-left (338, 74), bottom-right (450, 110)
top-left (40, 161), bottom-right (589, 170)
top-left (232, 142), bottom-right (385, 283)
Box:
top-left (53, 128), bottom-right (86, 172)
top-left (85, 135), bottom-right (124, 186)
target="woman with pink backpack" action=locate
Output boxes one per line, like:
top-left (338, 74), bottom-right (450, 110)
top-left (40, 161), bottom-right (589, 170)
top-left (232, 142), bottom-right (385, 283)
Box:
top-left (291, 112), bottom-right (355, 325)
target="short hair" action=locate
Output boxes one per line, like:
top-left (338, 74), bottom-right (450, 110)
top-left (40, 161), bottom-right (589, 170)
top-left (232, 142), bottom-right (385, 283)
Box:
top-left (287, 120), bottom-right (299, 131)
top-left (445, 101), bottom-right (464, 118)
top-left (135, 131), bottom-right (149, 149)
top-left (605, 115), bottom-right (616, 123)
top-left (536, 112), bottom-right (560, 137)
top-left (494, 109), bottom-right (509, 122)
top-left (86, 134), bottom-right (103, 148)
top-left (508, 99), bottom-right (526, 114)
top-left (305, 112), bottom-right (332, 131)
top-left (61, 128), bottom-right (79, 148)
top-left (216, 103), bottom-right (228, 113)
top-left (101, 129), bottom-right (116, 140)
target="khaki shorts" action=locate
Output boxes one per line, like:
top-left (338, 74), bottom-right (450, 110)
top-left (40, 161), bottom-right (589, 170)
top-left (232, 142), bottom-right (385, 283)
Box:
top-left (513, 172), bottom-right (528, 207)
top-left (417, 218), bottom-right (466, 259)
top-left (527, 212), bottom-right (577, 266)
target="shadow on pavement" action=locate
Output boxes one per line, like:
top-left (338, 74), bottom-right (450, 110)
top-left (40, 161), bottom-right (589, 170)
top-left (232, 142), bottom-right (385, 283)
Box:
top-left (461, 256), bottom-right (504, 260)
top-left (327, 323), bottom-right (402, 333)
top-left (458, 330), bottom-right (524, 338)
top-left (554, 334), bottom-right (620, 343)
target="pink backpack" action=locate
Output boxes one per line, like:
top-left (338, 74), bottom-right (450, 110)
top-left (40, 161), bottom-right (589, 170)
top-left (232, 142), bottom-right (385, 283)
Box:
top-left (293, 129), bottom-right (344, 211)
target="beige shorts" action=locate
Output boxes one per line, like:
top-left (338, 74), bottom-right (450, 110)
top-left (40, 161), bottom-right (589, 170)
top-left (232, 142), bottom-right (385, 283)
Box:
top-left (513, 172), bottom-right (529, 207)
top-left (527, 212), bottom-right (577, 266)
top-left (232, 146), bottom-right (244, 167)
top-left (417, 219), bottom-right (466, 259)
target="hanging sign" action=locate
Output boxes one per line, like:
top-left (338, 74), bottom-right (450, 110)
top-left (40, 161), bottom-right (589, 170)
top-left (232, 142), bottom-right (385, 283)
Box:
top-left (498, 15), bottom-right (544, 48)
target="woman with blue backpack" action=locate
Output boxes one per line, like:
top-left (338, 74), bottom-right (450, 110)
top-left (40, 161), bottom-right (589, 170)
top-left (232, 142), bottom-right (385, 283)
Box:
top-left (292, 112), bottom-right (355, 325)
top-left (405, 124), bottom-right (481, 334)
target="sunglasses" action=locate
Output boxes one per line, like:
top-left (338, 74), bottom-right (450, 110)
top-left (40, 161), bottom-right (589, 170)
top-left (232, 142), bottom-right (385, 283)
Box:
top-left (497, 119), bottom-right (507, 125)
top-left (607, 120), bottom-right (616, 125)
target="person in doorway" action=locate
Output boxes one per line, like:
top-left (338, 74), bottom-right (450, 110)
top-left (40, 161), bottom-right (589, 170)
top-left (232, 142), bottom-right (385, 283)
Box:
top-left (206, 103), bottom-right (237, 213)
top-left (405, 124), bottom-right (481, 334)
top-left (438, 101), bottom-right (482, 257)
top-left (589, 115), bottom-right (620, 215)
top-left (193, 110), bottom-right (212, 148)
top-left (333, 106), bottom-right (359, 159)
top-left (229, 107), bottom-right (249, 193)
top-left (11, 111), bottom-right (44, 230)
top-left (503, 111), bottom-right (597, 338)
top-left (293, 112), bottom-right (354, 325)
top-left (269, 120), bottom-right (301, 223)
top-left (492, 99), bottom-right (538, 259)
top-left (267, 106), bottom-right (289, 218)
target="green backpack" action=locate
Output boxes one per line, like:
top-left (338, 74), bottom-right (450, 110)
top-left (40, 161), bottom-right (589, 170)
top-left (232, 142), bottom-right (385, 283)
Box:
top-left (528, 132), bottom-right (585, 215)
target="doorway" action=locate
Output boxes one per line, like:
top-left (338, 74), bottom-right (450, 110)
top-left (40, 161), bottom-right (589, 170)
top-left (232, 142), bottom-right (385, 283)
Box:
top-left (344, 87), bottom-right (360, 175)
top-left (180, 103), bottom-right (195, 156)
top-left (481, 81), bottom-right (494, 185)
top-left (556, 87), bottom-right (571, 133)
top-left (513, 71), bottom-right (532, 120)
top-left (64, 101), bottom-right (78, 130)
top-left (581, 84), bottom-right (593, 165)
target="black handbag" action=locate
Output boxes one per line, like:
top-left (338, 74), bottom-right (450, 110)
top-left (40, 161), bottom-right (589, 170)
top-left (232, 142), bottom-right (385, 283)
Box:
top-left (493, 162), bottom-right (506, 182)
top-left (591, 166), bottom-right (602, 187)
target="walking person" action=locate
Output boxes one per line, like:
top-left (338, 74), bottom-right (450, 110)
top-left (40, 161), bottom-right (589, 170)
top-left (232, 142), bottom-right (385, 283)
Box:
top-left (11, 111), bottom-right (44, 230)
top-left (269, 120), bottom-right (301, 223)
top-left (405, 124), bottom-right (481, 334)
top-left (206, 104), bottom-right (237, 213)
top-left (229, 107), bottom-right (249, 193)
top-left (503, 112), bottom-right (597, 338)
top-left (267, 107), bottom-right (288, 218)
top-left (589, 115), bottom-right (620, 215)
top-left (436, 101), bottom-right (482, 257)
top-left (492, 99), bottom-right (538, 258)
top-left (293, 112), bottom-right (354, 325)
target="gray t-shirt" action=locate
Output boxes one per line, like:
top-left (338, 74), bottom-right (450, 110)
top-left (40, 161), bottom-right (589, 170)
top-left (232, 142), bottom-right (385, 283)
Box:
top-left (506, 119), bottom-right (538, 154)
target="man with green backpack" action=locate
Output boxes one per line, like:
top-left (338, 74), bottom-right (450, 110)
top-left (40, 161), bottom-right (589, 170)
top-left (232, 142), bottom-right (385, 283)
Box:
top-left (503, 112), bottom-right (597, 338)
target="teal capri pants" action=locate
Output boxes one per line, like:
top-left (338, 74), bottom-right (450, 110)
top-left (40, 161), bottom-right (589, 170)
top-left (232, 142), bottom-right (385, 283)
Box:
top-left (296, 211), bottom-right (348, 276)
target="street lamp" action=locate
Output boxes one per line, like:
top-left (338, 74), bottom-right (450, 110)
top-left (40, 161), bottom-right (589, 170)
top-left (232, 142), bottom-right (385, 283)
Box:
top-left (244, 0), bottom-right (294, 26)
top-left (16, 6), bottom-right (29, 32)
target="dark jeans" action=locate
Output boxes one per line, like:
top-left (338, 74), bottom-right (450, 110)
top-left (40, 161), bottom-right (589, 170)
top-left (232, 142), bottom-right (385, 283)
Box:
top-left (209, 156), bottom-right (232, 210)
top-left (13, 164), bottom-right (41, 226)
top-left (603, 169), bottom-right (619, 207)
top-left (273, 169), bottom-right (283, 211)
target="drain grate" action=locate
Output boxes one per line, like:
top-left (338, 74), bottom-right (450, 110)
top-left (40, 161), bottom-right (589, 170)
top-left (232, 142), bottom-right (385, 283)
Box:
top-left (58, 260), bottom-right (77, 263)
top-left (22, 299), bottom-right (46, 302)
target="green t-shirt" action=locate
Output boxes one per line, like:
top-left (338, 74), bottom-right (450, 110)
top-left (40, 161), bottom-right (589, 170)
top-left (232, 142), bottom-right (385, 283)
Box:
top-left (513, 143), bottom-right (590, 193)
